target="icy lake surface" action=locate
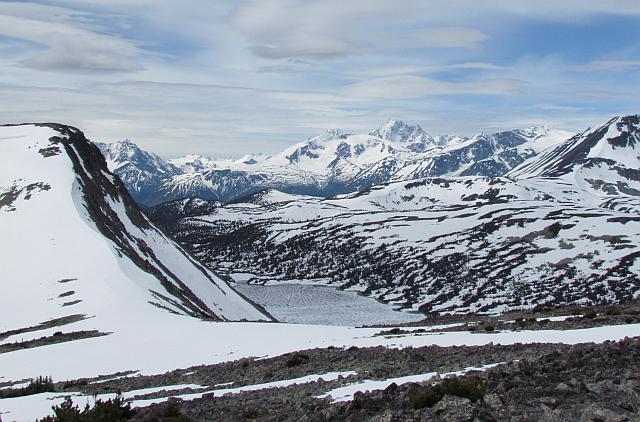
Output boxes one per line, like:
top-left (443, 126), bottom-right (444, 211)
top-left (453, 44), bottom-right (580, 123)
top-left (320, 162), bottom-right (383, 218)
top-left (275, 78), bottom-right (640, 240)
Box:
top-left (234, 282), bottom-right (424, 326)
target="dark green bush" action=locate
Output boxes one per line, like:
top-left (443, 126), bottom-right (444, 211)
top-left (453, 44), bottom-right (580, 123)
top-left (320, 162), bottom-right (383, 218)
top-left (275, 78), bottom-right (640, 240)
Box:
top-left (409, 376), bottom-right (487, 409)
top-left (483, 324), bottom-right (495, 332)
top-left (38, 393), bottom-right (135, 422)
top-left (285, 353), bottom-right (309, 367)
top-left (583, 310), bottom-right (598, 319)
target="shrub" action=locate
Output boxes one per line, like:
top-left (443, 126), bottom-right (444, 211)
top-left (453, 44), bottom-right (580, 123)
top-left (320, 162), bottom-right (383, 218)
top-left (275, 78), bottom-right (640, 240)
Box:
top-left (38, 393), bottom-right (135, 422)
top-left (408, 385), bottom-right (442, 408)
top-left (483, 324), bottom-right (495, 332)
top-left (583, 310), bottom-right (598, 319)
top-left (285, 353), bottom-right (309, 367)
top-left (409, 375), bottom-right (487, 409)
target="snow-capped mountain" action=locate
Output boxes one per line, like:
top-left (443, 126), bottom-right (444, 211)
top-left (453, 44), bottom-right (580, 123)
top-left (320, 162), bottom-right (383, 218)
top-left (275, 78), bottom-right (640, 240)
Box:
top-left (0, 123), bottom-right (270, 347)
top-left (168, 154), bottom-right (218, 173)
top-left (96, 139), bottom-right (180, 206)
top-left (370, 119), bottom-right (438, 151)
top-left (100, 120), bottom-right (572, 207)
top-left (146, 115), bottom-right (640, 314)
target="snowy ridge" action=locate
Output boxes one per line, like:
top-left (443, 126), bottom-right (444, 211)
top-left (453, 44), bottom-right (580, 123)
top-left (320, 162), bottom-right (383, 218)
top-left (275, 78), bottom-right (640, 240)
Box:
top-left (0, 124), bottom-right (269, 334)
top-left (508, 115), bottom-right (640, 198)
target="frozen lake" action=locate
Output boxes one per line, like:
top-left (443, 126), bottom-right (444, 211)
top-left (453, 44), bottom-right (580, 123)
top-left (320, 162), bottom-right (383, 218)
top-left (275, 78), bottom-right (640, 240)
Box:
top-left (234, 281), bottom-right (425, 326)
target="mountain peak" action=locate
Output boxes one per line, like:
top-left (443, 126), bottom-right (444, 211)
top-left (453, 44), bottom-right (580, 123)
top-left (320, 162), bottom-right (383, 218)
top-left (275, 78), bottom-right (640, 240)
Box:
top-left (97, 139), bottom-right (179, 196)
top-left (169, 154), bottom-right (216, 173)
top-left (371, 119), bottom-right (433, 144)
top-left (118, 138), bottom-right (136, 146)
top-left (317, 128), bottom-right (351, 141)
top-left (107, 138), bottom-right (141, 154)
top-left (371, 119), bottom-right (435, 152)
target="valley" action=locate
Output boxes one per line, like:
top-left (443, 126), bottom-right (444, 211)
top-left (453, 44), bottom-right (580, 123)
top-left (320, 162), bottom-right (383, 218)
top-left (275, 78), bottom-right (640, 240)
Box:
top-left (145, 115), bottom-right (640, 316)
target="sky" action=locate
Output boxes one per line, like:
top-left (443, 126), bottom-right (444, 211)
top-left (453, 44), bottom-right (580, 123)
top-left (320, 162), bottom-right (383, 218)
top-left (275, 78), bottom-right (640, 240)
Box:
top-left (1, 1), bottom-right (639, 157)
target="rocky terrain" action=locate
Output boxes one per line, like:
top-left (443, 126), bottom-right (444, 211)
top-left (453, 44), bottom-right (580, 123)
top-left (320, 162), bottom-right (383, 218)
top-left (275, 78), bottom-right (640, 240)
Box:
top-left (21, 325), bottom-right (639, 421)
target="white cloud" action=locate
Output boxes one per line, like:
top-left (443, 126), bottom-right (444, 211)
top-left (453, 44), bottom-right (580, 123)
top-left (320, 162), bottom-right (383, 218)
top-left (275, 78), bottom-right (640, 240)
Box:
top-left (0, 0), bottom-right (638, 157)
top-left (0, 5), bottom-right (144, 73)
top-left (568, 60), bottom-right (640, 72)
top-left (230, 1), bottom-right (490, 59)
top-left (341, 75), bottom-right (524, 99)
top-left (450, 62), bottom-right (505, 70)
top-left (420, 28), bottom-right (488, 49)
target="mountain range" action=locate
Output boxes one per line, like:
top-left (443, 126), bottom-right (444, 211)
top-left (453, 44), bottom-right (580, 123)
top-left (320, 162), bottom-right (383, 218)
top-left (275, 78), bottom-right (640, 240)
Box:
top-left (98, 120), bottom-right (571, 207)
top-left (146, 115), bottom-right (640, 314)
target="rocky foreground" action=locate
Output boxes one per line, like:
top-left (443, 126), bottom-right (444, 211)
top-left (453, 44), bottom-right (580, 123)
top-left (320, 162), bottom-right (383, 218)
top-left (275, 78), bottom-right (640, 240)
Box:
top-left (3, 304), bottom-right (639, 421)
top-left (38, 335), bottom-right (637, 421)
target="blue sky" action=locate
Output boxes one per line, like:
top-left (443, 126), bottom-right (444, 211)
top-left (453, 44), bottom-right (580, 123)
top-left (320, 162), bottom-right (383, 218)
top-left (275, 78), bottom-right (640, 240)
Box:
top-left (0, 0), bottom-right (639, 157)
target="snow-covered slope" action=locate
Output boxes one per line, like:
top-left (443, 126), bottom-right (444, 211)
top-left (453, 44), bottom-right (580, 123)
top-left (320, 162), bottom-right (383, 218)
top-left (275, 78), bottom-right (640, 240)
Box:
top-left (0, 123), bottom-right (270, 340)
top-left (101, 120), bottom-right (572, 206)
top-left (508, 115), bottom-right (640, 198)
top-left (147, 116), bottom-right (640, 314)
